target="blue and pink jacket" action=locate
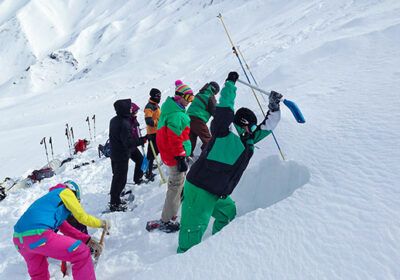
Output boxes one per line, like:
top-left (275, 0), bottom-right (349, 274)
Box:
top-left (14, 184), bottom-right (101, 242)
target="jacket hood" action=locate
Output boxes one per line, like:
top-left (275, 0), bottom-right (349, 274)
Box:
top-left (161, 96), bottom-right (186, 115)
top-left (131, 102), bottom-right (140, 112)
top-left (114, 99), bottom-right (132, 117)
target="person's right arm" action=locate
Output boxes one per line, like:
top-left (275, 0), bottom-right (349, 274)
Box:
top-left (210, 72), bottom-right (239, 137)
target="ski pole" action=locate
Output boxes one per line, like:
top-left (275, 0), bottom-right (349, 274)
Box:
top-left (92, 114), bottom-right (96, 141)
top-left (66, 124), bottom-right (72, 147)
top-left (40, 137), bottom-right (50, 167)
top-left (49, 137), bottom-right (54, 160)
top-left (86, 116), bottom-right (92, 141)
top-left (217, 13), bottom-right (286, 160)
top-left (93, 228), bottom-right (107, 270)
top-left (65, 127), bottom-right (72, 156)
top-left (237, 79), bottom-right (306, 124)
top-left (70, 127), bottom-right (75, 144)
top-left (236, 45), bottom-right (267, 103)
top-left (149, 140), bottom-right (167, 186)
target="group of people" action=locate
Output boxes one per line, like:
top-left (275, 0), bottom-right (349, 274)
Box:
top-left (13, 71), bottom-right (282, 279)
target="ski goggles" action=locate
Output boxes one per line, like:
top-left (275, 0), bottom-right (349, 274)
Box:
top-left (250, 124), bottom-right (257, 133)
top-left (182, 93), bottom-right (194, 102)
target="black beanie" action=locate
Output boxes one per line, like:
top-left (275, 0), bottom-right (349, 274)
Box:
top-left (149, 88), bottom-right (161, 97)
top-left (209, 81), bottom-right (220, 94)
top-left (234, 107), bottom-right (257, 127)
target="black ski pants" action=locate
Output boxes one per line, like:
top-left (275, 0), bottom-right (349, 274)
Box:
top-left (110, 159), bottom-right (129, 205)
top-left (146, 134), bottom-right (159, 175)
top-left (130, 148), bottom-right (144, 183)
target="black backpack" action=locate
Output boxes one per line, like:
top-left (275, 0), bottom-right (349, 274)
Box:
top-left (98, 139), bottom-right (111, 158)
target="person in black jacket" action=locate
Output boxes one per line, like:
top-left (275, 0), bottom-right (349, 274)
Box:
top-left (109, 99), bottom-right (145, 212)
top-left (177, 72), bottom-right (282, 252)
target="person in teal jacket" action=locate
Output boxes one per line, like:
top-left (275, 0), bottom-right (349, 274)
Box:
top-left (13, 181), bottom-right (111, 280)
top-left (187, 81), bottom-right (219, 156)
top-left (177, 72), bottom-right (282, 253)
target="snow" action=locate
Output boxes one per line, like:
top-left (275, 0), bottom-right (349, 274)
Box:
top-left (1, 0), bottom-right (400, 279)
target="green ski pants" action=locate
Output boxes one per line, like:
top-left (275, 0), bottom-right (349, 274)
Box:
top-left (177, 181), bottom-right (236, 253)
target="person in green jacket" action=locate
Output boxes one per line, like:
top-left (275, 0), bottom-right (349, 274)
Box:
top-left (187, 81), bottom-right (220, 157)
top-left (177, 72), bottom-right (282, 253)
top-left (149, 80), bottom-right (194, 233)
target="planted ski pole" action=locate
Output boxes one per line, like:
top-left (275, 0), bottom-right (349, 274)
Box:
top-left (149, 140), bottom-right (167, 186)
top-left (137, 127), bottom-right (149, 172)
top-left (86, 116), bottom-right (92, 141)
top-left (217, 13), bottom-right (286, 160)
top-left (65, 128), bottom-right (72, 156)
top-left (92, 114), bottom-right (96, 141)
top-left (49, 137), bottom-right (54, 160)
top-left (237, 79), bottom-right (306, 124)
top-left (236, 45), bottom-right (267, 102)
top-left (40, 137), bottom-right (50, 167)
top-left (70, 127), bottom-right (75, 144)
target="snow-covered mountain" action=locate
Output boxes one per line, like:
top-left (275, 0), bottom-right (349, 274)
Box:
top-left (0, 0), bottom-right (399, 279)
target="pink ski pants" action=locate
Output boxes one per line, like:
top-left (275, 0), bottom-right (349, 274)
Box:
top-left (13, 230), bottom-right (95, 280)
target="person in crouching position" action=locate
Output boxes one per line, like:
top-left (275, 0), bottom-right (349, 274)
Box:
top-left (177, 72), bottom-right (282, 253)
top-left (13, 180), bottom-right (111, 280)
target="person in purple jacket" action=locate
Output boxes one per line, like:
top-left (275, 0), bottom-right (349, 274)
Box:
top-left (129, 102), bottom-right (147, 185)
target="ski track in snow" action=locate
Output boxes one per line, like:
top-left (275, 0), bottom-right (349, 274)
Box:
top-left (1, 0), bottom-right (400, 279)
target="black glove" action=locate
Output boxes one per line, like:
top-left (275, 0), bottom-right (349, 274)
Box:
top-left (226, 72), bottom-right (239, 84)
top-left (138, 136), bottom-right (147, 146)
top-left (268, 91), bottom-right (282, 112)
top-left (175, 156), bottom-right (188, 172)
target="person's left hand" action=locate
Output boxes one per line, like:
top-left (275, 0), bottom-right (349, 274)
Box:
top-left (87, 237), bottom-right (104, 257)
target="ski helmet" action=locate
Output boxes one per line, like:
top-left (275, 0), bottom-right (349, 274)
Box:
top-left (234, 107), bottom-right (258, 132)
top-left (64, 180), bottom-right (81, 201)
top-left (209, 81), bottom-right (220, 95)
top-left (149, 88), bottom-right (161, 98)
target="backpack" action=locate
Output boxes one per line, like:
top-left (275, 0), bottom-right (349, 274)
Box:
top-left (28, 168), bottom-right (55, 182)
top-left (98, 139), bottom-right (111, 158)
top-left (74, 139), bottom-right (89, 154)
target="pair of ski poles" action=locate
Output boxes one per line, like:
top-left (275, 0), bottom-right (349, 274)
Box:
top-left (40, 137), bottom-right (54, 168)
top-left (86, 115), bottom-right (96, 141)
top-left (217, 13), bottom-right (305, 161)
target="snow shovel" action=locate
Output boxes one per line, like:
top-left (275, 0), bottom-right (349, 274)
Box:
top-left (149, 140), bottom-right (167, 186)
top-left (237, 79), bottom-right (306, 123)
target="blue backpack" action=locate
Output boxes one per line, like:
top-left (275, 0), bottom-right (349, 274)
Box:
top-left (98, 139), bottom-right (111, 158)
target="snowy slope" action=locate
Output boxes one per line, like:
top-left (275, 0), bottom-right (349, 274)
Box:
top-left (1, 0), bottom-right (400, 279)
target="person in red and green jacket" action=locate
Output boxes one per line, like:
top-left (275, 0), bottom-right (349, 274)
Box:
top-left (154, 80), bottom-right (194, 233)
top-left (187, 81), bottom-right (219, 156)
top-left (13, 181), bottom-right (111, 280)
top-left (177, 72), bottom-right (282, 253)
